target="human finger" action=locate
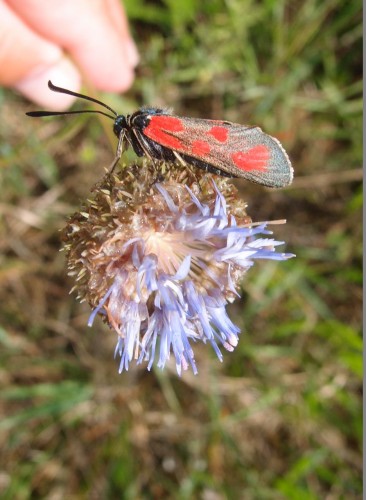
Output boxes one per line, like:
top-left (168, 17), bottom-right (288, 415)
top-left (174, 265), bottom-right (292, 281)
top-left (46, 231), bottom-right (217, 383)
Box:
top-left (0, 1), bottom-right (80, 109)
top-left (7, 0), bottom-right (138, 93)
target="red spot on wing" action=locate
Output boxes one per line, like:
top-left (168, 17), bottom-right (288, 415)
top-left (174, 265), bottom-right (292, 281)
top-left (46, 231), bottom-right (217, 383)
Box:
top-left (144, 116), bottom-right (185, 150)
top-left (144, 128), bottom-right (184, 150)
top-left (148, 115), bottom-right (184, 132)
top-left (231, 145), bottom-right (269, 171)
top-left (191, 140), bottom-right (210, 156)
top-left (208, 126), bottom-right (228, 143)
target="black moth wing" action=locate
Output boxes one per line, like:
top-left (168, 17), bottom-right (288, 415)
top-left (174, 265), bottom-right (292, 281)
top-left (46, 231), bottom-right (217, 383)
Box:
top-left (140, 114), bottom-right (293, 187)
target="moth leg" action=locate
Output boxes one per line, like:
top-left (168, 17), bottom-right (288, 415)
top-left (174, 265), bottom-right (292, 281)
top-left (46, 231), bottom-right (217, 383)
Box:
top-left (131, 129), bottom-right (155, 161)
top-left (131, 129), bottom-right (166, 169)
top-left (109, 130), bottom-right (126, 172)
top-left (173, 151), bottom-right (187, 166)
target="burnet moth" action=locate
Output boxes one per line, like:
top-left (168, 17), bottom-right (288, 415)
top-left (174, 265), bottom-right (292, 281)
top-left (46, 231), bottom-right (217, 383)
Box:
top-left (26, 81), bottom-right (293, 188)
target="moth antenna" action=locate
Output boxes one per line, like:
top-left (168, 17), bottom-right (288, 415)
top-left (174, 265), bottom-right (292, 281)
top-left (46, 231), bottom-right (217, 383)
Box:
top-left (26, 80), bottom-right (119, 120)
top-left (47, 80), bottom-right (118, 115)
top-left (26, 110), bottom-right (116, 120)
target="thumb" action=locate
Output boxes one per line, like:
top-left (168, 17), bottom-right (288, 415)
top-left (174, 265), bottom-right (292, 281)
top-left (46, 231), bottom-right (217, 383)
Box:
top-left (15, 59), bottom-right (81, 110)
top-left (0, 2), bottom-right (80, 110)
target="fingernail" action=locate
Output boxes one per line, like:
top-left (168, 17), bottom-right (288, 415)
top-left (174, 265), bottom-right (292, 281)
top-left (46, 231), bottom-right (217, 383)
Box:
top-left (15, 57), bottom-right (81, 111)
top-left (126, 39), bottom-right (139, 67)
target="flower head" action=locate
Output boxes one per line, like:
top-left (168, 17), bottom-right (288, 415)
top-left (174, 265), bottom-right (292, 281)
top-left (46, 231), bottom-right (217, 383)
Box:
top-left (62, 162), bottom-right (294, 375)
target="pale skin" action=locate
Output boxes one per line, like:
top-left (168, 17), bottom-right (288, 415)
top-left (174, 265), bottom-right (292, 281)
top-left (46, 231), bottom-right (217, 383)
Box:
top-left (0, 0), bottom-right (138, 109)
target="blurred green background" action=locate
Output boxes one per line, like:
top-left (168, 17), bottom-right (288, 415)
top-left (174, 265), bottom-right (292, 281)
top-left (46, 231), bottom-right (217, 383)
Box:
top-left (0, 0), bottom-right (362, 498)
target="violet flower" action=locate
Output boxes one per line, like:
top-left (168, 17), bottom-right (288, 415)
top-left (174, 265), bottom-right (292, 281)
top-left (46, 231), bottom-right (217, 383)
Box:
top-left (62, 161), bottom-right (294, 375)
